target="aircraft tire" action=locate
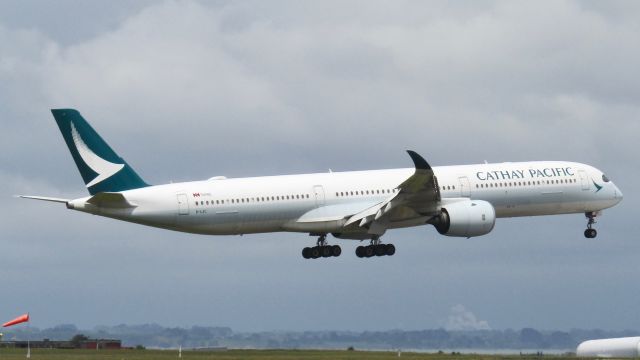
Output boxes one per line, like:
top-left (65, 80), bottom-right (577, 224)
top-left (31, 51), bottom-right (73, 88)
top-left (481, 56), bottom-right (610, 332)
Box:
top-left (374, 245), bottom-right (386, 257)
top-left (331, 245), bottom-right (341, 257)
top-left (310, 247), bottom-right (321, 259)
top-left (584, 229), bottom-right (597, 238)
top-left (355, 246), bottom-right (365, 258)
top-left (385, 244), bottom-right (396, 256)
top-left (321, 246), bottom-right (332, 258)
top-left (302, 247), bottom-right (311, 259)
top-left (364, 246), bottom-right (374, 258)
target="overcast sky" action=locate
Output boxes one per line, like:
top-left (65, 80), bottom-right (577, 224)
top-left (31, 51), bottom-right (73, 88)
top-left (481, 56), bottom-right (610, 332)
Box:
top-left (1, 0), bottom-right (639, 332)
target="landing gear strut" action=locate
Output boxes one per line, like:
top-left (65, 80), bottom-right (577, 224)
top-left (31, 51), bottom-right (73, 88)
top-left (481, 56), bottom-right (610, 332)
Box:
top-left (355, 236), bottom-right (395, 258)
top-left (302, 234), bottom-right (341, 259)
top-left (584, 212), bottom-right (598, 238)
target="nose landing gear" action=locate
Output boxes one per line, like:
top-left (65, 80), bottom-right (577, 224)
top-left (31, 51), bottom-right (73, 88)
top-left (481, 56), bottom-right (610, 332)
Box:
top-left (584, 212), bottom-right (597, 238)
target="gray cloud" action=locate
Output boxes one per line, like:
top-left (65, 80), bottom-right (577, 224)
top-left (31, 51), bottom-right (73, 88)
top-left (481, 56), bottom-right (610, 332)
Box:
top-left (1, 0), bottom-right (639, 331)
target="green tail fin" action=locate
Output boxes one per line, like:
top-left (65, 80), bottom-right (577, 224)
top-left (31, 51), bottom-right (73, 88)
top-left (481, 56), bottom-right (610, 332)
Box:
top-left (51, 109), bottom-right (149, 195)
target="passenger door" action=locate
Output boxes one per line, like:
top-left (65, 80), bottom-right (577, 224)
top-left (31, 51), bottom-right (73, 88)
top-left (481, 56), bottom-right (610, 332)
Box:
top-left (313, 185), bottom-right (325, 207)
top-left (458, 176), bottom-right (471, 197)
top-left (578, 170), bottom-right (590, 191)
top-left (177, 193), bottom-right (189, 215)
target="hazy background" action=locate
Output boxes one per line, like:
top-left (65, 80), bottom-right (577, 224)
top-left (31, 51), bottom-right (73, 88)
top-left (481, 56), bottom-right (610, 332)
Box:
top-left (1, 0), bottom-right (638, 332)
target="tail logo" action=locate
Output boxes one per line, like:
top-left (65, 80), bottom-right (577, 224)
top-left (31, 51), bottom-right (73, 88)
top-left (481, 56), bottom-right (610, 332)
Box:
top-left (71, 122), bottom-right (124, 188)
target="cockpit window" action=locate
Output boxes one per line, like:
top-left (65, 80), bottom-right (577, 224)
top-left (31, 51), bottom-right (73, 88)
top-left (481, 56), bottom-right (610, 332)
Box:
top-left (602, 174), bottom-right (610, 183)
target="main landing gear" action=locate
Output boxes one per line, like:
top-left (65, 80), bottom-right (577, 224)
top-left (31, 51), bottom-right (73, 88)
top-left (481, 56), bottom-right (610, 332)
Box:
top-left (584, 212), bottom-right (598, 238)
top-left (355, 237), bottom-right (395, 258)
top-left (302, 234), bottom-right (342, 259)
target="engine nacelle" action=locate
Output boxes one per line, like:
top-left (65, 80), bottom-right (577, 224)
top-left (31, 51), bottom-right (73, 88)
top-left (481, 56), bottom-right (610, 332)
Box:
top-left (434, 200), bottom-right (496, 237)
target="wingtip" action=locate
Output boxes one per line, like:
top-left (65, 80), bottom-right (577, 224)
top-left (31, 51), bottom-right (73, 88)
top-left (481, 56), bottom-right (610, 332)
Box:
top-left (406, 150), bottom-right (431, 170)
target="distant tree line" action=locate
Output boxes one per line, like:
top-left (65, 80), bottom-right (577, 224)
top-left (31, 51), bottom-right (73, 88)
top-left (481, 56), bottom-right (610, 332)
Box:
top-left (1, 324), bottom-right (637, 350)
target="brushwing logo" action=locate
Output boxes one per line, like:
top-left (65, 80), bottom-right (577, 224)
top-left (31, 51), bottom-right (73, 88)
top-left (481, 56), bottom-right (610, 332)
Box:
top-left (71, 122), bottom-right (124, 188)
top-left (592, 180), bottom-right (603, 193)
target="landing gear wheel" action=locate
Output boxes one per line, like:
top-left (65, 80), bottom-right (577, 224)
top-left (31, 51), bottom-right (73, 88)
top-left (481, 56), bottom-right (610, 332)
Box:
top-left (321, 246), bottom-right (332, 258)
top-left (356, 246), bottom-right (365, 258)
top-left (374, 245), bottom-right (386, 257)
top-left (584, 212), bottom-right (598, 239)
top-left (364, 246), bottom-right (374, 258)
top-left (302, 234), bottom-right (342, 259)
top-left (385, 244), bottom-right (396, 256)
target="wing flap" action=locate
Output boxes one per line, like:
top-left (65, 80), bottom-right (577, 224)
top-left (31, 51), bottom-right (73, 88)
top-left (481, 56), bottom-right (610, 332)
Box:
top-left (296, 201), bottom-right (380, 223)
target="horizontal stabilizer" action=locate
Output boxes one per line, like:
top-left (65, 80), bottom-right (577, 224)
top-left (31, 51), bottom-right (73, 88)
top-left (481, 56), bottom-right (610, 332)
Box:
top-left (18, 195), bottom-right (70, 203)
top-left (86, 192), bottom-right (137, 208)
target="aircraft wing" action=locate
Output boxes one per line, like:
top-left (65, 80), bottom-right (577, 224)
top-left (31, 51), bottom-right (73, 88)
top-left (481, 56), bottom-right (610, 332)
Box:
top-left (294, 150), bottom-right (441, 236)
top-left (343, 150), bottom-right (441, 233)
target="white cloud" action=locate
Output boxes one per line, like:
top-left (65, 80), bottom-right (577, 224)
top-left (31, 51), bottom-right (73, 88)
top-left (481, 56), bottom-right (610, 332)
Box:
top-left (445, 304), bottom-right (491, 331)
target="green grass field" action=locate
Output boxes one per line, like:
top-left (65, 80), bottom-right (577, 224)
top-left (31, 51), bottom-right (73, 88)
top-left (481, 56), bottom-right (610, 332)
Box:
top-left (0, 348), bottom-right (579, 360)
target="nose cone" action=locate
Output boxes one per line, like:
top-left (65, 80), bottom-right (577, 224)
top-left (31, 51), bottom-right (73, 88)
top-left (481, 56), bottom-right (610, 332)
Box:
top-left (613, 183), bottom-right (623, 203)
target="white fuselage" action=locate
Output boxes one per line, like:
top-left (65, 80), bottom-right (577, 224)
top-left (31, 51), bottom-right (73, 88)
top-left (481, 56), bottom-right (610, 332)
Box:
top-left (67, 161), bottom-right (622, 237)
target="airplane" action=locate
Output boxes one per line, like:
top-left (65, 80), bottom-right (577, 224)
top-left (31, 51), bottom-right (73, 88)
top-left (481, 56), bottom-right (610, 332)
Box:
top-left (20, 109), bottom-right (623, 259)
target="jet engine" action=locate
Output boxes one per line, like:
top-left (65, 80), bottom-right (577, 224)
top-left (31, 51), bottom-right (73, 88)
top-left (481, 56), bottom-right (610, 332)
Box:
top-left (433, 200), bottom-right (496, 237)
